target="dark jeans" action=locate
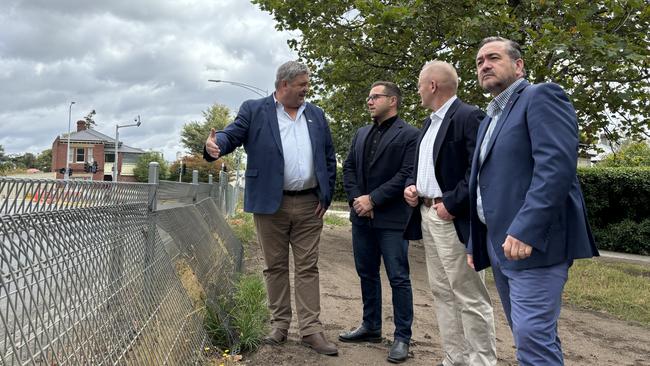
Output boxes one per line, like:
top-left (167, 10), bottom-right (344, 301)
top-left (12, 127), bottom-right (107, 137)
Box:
top-left (352, 224), bottom-right (413, 343)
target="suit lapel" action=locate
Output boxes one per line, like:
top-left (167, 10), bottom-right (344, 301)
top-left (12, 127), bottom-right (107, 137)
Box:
top-left (482, 81), bottom-right (529, 161)
top-left (356, 125), bottom-right (372, 169)
top-left (265, 96), bottom-right (283, 155)
top-left (370, 118), bottom-right (402, 167)
top-left (432, 99), bottom-right (460, 165)
top-left (304, 106), bottom-right (319, 157)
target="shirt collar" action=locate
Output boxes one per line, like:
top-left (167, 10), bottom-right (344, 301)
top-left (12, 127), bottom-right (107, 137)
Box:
top-left (374, 114), bottom-right (398, 130)
top-left (487, 78), bottom-right (525, 118)
top-left (273, 92), bottom-right (307, 116)
top-left (430, 95), bottom-right (457, 121)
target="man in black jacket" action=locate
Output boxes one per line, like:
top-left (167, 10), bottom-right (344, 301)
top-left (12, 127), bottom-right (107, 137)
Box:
top-left (404, 61), bottom-right (496, 366)
top-left (341, 81), bottom-right (419, 363)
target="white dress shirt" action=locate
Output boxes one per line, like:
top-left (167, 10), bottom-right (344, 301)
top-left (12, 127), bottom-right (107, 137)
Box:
top-left (416, 96), bottom-right (457, 198)
top-left (274, 94), bottom-right (316, 191)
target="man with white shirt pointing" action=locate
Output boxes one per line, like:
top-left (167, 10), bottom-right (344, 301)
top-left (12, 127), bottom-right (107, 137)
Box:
top-left (204, 61), bottom-right (338, 356)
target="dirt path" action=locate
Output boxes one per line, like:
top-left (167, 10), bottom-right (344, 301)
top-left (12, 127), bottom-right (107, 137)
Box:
top-left (246, 223), bottom-right (650, 365)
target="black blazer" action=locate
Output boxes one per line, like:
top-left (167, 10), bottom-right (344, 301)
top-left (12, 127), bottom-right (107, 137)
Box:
top-left (404, 98), bottom-right (484, 243)
top-left (343, 117), bottom-right (420, 230)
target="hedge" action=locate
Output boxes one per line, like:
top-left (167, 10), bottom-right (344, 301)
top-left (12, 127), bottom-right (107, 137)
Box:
top-left (578, 167), bottom-right (650, 255)
top-left (332, 166), bottom-right (650, 255)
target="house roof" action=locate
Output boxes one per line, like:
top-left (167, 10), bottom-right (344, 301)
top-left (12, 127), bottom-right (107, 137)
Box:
top-left (60, 128), bottom-right (145, 154)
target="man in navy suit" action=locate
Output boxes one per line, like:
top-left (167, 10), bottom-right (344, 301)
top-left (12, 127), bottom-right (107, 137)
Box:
top-left (404, 61), bottom-right (496, 366)
top-left (204, 61), bottom-right (338, 356)
top-left (468, 37), bottom-right (599, 365)
top-left (340, 81), bottom-right (419, 363)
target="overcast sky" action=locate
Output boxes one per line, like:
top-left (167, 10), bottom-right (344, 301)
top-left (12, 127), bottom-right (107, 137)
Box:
top-left (0, 0), bottom-right (297, 161)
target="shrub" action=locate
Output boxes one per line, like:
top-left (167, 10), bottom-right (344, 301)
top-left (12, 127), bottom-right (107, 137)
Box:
top-left (205, 274), bottom-right (269, 354)
top-left (578, 167), bottom-right (650, 255)
top-left (592, 219), bottom-right (650, 255)
top-left (578, 167), bottom-right (650, 228)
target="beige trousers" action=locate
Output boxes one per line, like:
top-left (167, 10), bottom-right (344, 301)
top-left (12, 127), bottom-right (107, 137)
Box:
top-left (254, 193), bottom-right (323, 336)
top-left (420, 205), bottom-right (497, 366)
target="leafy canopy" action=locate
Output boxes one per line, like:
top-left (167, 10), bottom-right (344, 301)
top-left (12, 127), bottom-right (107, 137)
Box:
top-left (254, 0), bottom-right (649, 159)
top-left (600, 141), bottom-right (650, 167)
top-left (181, 103), bottom-right (232, 156)
top-left (133, 152), bottom-right (169, 182)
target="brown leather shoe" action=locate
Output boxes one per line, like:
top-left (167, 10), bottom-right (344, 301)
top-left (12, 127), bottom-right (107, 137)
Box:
top-left (301, 332), bottom-right (338, 356)
top-left (263, 328), bottom-right (288, 345)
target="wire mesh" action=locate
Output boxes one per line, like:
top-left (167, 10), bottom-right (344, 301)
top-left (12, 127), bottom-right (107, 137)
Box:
top-left (0, 177), bottom-right (244, 365)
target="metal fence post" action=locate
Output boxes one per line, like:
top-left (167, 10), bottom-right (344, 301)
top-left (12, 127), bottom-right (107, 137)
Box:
top-left (192, 170), bottom-right (199, 203)
top-left (145, 162), bottom-right (159, 313)
top-left (208, 174), bottom-right (213, 184)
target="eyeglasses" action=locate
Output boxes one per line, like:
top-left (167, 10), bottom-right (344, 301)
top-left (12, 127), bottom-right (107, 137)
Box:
top-left (366, 94), bottom-right (391, 102)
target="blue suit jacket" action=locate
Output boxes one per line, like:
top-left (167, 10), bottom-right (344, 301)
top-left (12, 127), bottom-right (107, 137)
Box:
top-left (468, 80), bottom-right (598, 271)
top-left (342, 118), bottom-right (419, 230)
top-left (205, 95), bottom-right (337, 214)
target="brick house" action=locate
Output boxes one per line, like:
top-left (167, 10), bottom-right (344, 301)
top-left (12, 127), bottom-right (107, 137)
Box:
top-left (51, 120), bottom-right (145, 181)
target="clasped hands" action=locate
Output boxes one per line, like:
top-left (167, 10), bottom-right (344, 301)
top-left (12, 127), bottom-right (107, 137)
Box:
top-left (403, 185), bottom-right (454, 220)
top-left (353, 195), bottom-right (374, 219)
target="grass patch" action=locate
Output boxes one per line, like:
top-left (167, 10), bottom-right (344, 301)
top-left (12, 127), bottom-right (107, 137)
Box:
top-left (205, 274), bottom-right (269, 353)
top-left (324, 213), bottom-right (349, 226)
top-left (563, 259), bottom-right (650, 325)
top-left (227, 210), bottom-right (256, 244)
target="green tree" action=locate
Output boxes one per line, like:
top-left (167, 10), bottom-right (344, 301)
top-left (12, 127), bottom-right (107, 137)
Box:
top-left (254, 0), bottom-right (649, 159)
top-left (133, 152), bottom-right (169, 182)
top-left (181, 103), bottom-right (232, 155)
top-left (0, 145), bottom-right (9, 175)
top-left (8, 153), bottom-right (36, 169)
top-left (83, 109), bottom-right (96, 129)
top-left (169, 154), bottom-right (223, 183)
top-left (35, 149), bottom-right (52, 171)
top-left (600, 141), bottom-right (650, 167)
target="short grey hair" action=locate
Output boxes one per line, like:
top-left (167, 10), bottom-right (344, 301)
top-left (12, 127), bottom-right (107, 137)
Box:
top-left (479, 36), bottom-right (523, 61)
top-left (478, 36), bottom-right (526, 77)
top-left (275, 61), bottom-right (310, 89)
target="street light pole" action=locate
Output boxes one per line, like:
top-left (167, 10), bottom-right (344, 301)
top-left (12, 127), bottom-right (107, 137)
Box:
top-left (113, 115), bottom-right (141, 182)
top-left (64, 101), bottom-right (76, 180)
top-left (207, 79), bottom-right (268, 97)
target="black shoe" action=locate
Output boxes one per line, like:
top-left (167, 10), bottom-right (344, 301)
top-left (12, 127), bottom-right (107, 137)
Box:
top-left (387, 340), bottom-right (409, 363)
top-left (338, 325), bottom-right (382, 343)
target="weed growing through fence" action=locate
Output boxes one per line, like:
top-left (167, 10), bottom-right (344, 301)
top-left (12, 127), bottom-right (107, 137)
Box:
top-left (563, 259), bottom-right (650, 325)
top-left (205, 274), bottom-right (269, 354)
top-left (227, 210), bottom-right (256, 245)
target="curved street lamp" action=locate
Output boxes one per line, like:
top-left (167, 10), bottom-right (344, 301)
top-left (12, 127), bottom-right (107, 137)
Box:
top-left (207, 79), bottom-right (268, 97)
top-left (113, 115), bottom-right (141, 182)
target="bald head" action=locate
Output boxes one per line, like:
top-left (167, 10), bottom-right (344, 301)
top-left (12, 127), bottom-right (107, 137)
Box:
top-left (417, 61), bottom-right (459, 110)
top-left (420, 61), bottom-right (458, 93)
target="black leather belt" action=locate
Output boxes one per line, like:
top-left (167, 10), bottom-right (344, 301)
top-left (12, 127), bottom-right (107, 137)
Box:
top-left (422, 197), bottom-right (442, 207)
top-left (283, 188), bottom-right (317, 196)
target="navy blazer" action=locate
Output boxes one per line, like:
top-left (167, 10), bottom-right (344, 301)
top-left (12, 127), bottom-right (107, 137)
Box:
top-left (343, 117), bottom-right (419, 230)
top-left (404, 99), bottom-right (484, 243)
top-left (204, 95), bottom-right (337, 214)
top-left (468, 80), bottom-right (598, 271)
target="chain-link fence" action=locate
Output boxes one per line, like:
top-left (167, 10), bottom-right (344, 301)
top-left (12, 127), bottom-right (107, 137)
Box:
top-left (0, 165), bottom-right (243, 365)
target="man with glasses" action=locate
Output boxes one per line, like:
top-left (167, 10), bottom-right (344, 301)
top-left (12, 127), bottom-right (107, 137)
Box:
top-left (340, 81), bottom-right (419, 363)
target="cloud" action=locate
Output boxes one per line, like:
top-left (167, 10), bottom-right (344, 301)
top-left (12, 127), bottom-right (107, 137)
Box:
top-left (0, 0), bottom-right (297, 161)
